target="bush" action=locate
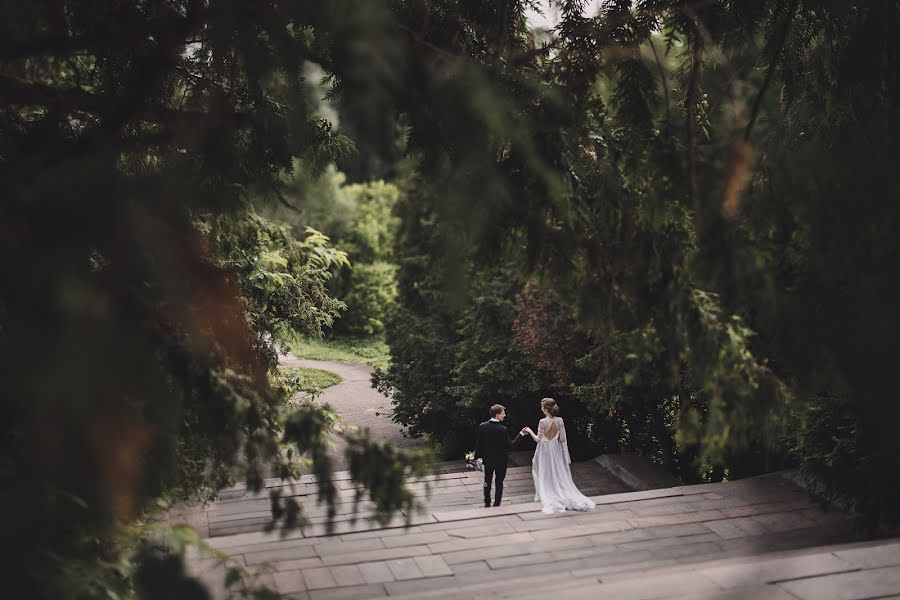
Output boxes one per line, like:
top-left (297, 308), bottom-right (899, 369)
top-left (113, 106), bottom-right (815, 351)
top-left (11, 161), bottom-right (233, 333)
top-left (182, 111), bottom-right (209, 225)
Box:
top-left (791, 393), bottom-right (900, 533)
top-left (334, 261), bottom-right (398, 336)
top-left (262, 171), bottom-right (402, 338)
top-left (278, 367), bottom-right (343, 399)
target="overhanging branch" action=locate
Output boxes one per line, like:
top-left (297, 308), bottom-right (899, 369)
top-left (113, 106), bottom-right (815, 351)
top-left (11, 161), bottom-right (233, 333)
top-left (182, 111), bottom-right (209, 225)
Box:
top-left (744, 0), bottom-right (800, 142)
top-left (0, 11), bottom-right (206, 60)
top-left (0, 73), bottom-right (251, 130)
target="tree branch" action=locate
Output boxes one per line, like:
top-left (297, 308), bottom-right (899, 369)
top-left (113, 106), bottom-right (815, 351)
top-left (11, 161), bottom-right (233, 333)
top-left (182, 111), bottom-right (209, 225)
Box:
top-left (0, 72), bottom-right (103, 111)
top-left (273, 186), bottom-right (300, 212)
top-left (0, 12), bottom-right (206, 60)
top-left (0, 32), bottom-right (100, 60)
top-left (0, 73), bottom-right (251, 130)
top-left (744, 0), bottom-right (800, 142)
top-left (648, 35), bottom-right (672, 136)
top-left (685, 34), bottom-right (703, 213)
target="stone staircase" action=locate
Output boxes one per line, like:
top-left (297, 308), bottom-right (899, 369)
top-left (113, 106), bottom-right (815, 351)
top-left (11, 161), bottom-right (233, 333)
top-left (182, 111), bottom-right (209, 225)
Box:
top-left (204, 463), bottom-right (628, 538)
top-left (188, 461), bottom-right (900, 599)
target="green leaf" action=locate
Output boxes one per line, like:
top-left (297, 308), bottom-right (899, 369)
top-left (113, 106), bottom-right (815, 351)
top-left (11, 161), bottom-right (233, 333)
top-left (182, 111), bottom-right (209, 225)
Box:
top-left (224, 567), bottom-right (242, 589)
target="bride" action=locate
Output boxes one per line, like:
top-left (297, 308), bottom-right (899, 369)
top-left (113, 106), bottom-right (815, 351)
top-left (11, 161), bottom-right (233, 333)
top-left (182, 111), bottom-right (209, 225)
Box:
top-left (521, 398), bottom-right (596, 514)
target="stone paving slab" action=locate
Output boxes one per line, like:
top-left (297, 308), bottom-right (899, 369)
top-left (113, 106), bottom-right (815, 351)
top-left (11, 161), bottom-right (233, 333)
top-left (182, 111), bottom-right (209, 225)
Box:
top-left (833, 540), bottom-right (900, 568)
top-left (206, 466), bottom-right (545, 537)
top-left (209, 469), bottom-right (834, 550)
top-left (188, 462), bottom-right (900, 600)
top-left (778, 565), bottom-right (900, 600)
top-left (700, 551), bottom-right (853, 588)
top-left (270, 533), bottom-right (899, 600)
top-left (501, 548), bottom-right (898, 600)
top-left (209, 460), bottom-right (625, 532)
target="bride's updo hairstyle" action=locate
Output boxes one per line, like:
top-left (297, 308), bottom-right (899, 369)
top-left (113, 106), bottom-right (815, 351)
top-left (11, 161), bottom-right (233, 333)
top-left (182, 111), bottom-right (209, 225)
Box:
top-left (541, 397), bottom-right (560, 416)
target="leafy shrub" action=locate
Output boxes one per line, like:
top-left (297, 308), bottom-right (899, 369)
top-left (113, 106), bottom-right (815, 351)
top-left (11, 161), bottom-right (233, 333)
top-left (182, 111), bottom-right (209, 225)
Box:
top-left (337, 261), bottom-right (398, 336)
top-left (791, 394), bottom-right (900, 533)
top-left (277, 366), bottom-right (343, 401)
top-left (263, 172), bottom-right (402, 337)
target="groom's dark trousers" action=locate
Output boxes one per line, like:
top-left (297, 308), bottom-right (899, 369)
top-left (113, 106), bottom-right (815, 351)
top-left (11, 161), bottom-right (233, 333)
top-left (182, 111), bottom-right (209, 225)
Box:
top-left (474, 420), bottom-right (518, 507)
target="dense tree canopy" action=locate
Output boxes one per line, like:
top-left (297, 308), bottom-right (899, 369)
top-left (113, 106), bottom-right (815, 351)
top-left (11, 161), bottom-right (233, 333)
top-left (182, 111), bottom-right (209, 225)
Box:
top-left (377, 0), bottom-right (900, 531)
top-left (2, 0), bottom-right (900, 597)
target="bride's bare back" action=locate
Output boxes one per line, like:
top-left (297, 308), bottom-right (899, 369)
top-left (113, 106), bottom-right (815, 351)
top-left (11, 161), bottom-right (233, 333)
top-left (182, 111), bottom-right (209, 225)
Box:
top-left (537, 416), bottom-right (561, 442)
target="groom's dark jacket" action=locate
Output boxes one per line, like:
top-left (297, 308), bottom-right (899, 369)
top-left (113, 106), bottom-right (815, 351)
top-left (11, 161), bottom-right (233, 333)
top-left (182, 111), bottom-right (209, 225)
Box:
top-left (474, 420), bottom-right (518, 466)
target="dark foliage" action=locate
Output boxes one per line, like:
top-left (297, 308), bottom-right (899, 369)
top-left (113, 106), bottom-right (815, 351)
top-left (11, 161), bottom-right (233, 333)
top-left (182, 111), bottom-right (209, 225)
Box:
top-left (377, 0), bottom-right (900, 533)
top-left (2, 2), bottom-right (900, 597)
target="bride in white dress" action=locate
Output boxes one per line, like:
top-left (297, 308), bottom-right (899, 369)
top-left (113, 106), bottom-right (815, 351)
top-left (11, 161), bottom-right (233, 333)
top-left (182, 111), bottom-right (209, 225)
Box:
top-left (521, 398), bottom-right (596, 514)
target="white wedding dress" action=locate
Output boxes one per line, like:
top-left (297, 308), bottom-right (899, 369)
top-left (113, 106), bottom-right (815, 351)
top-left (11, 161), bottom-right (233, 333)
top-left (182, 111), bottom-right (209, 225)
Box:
top-left (531, 417), bottom-right (596, 514)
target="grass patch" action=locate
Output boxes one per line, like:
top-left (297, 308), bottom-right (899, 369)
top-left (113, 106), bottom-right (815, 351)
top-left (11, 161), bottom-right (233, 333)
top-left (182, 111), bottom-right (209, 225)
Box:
top-left (279, 366), bottom-right (342, 395)
top-left (287, 334), bottom-right (391, 370)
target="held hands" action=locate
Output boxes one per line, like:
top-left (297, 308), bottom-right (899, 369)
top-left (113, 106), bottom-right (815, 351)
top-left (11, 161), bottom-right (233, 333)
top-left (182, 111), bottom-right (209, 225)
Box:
top-left (520, 426), bottom-right (534, 436)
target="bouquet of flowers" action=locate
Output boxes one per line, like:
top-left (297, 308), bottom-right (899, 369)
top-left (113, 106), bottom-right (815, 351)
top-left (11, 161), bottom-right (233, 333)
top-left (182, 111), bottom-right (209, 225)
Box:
top-left (464, 451), bottom-right (483, 472)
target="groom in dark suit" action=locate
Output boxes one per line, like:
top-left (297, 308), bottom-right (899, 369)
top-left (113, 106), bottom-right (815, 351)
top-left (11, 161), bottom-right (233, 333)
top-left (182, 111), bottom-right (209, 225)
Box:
top-left (474, 404), bottom-right (522, 508)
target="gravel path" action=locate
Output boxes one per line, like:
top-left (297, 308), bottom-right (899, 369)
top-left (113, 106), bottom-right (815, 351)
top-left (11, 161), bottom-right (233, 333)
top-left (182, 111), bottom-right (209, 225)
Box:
top-left (279, 354), bottom-right (423, 470)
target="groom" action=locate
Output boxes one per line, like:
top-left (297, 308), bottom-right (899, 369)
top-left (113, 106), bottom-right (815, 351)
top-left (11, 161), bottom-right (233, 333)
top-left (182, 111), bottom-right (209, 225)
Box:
top-left (474, 404), bottom-right (522, 508)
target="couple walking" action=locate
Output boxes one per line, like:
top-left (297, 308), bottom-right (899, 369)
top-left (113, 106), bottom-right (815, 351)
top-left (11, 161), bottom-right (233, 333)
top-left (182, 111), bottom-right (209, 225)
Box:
top-left (474, 398), bottom-right (596, 514)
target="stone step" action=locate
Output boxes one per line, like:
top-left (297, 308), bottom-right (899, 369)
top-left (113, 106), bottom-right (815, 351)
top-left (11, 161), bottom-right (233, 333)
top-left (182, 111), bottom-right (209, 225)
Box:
top-left (433, 460), bottom-right (472, 473)
top-left (218, 465), bottom-right (535, 501)
top-left (188, 473), bottom-right (876, 599)
top-left (205, 461), bottom-right (627, 537)
top-left (373, 538), bottom-right (900, 600)
top-left (514, 537), bottom-right (900, 600)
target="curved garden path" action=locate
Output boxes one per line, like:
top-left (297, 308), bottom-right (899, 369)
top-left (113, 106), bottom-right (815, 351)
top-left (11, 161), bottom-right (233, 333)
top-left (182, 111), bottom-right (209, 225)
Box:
top-left (279, 354), bottom-right (423, 470)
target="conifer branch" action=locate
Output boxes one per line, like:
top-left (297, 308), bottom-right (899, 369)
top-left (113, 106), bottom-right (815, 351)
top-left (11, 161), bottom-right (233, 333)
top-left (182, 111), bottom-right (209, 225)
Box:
top-left (648, 36), bottom-right (672, 136)
top-left (744, 0), bottom-right (800, 141)
top-left (0, 9), bottom-right (206, 60)
top-left (0, 73), bottom-right (251, 129)
top-left (685, 33), bottom-right (703, 211)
